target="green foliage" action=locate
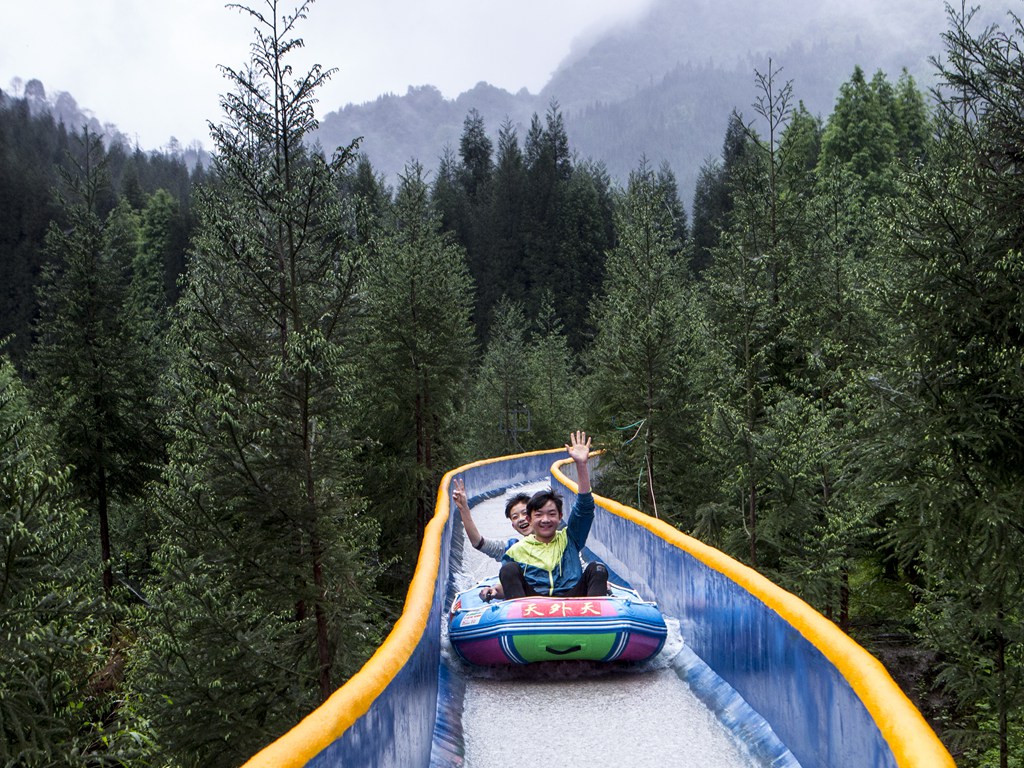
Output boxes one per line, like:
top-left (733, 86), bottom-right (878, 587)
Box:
top-left (777, 101), bottom-right (822, 195)
top-left (340, 154), bottom-right (392, 244)
top-left (430, 104), bottom-right (615, 354)
top-left (0, 351), bottom-right (118, 766)
top-left (0, 93), bottom-right (197, 364)
top-left (458, 108), bottom-right (493, 203)
top-left (697, 150), bottom-right (781, 564)
top-left (460, 292), bottom-right (583, 461)
top-left (460, 298), bottom-right (533, 459)
top-left (355, 162), bottom-right (476, 560)
top-left (690, 112), bottom-right (754, 275)
top-left (521, 104), bottom-right (609, 351)
top-left (5, 5), bottom-right (1023, 763)
top-left (866, 7), bottom-right (1024, 763)
top-left (524, 294), bottom-right (585, 449)
top-left (125, 2), bottom-right (388, 763)
top-left (892, 69), bottom-right (933, 165)
top-left (817, 65), bottom-right (900, 201)
top-left (475, 118), bottom-right (528, 340)
top-left (696, 63), bottom-right (881, 622)
top-left (587, 160), bottom-right (710, 523)
top-left (29, 129), bottom-right (167, 597)
top-left (0, 100), bottom-right (67, 363)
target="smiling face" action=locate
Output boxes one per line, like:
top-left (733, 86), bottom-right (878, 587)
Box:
top-left (528, 500), bottom-right (562, 543)
top-left (508, 501), bottom-right (531, 536)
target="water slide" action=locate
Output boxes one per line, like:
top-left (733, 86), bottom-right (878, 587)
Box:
top-left (241, 449), bottom-right (955, 768)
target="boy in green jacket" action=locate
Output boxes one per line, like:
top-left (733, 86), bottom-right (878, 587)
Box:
top-left (497, 431), bottom-right (608, 599)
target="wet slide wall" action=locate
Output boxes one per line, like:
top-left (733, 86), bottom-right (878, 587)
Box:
top-left (241, 449), bottom-right (954, 768)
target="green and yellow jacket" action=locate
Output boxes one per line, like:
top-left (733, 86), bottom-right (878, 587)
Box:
top-left (501, 493), bottom-right (595, 595)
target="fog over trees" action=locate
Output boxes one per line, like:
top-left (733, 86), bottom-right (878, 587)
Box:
top-left (315, 0), bottom-right (965, 202)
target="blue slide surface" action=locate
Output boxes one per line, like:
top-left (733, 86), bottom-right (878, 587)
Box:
top-left (242, 449), bottom-right (954, 768)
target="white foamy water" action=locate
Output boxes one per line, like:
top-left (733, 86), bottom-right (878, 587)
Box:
top-left (451, 482), bottom-right (764, 768)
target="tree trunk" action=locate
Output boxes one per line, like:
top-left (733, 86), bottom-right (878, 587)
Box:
top-left (311, 533), bottom-right (332, 701)
top-left (839, 567), bottom-right (850, 632)
top-left (97, 438), bottom-right (113, 597)
top-left (415, 387), bottom-right (428, 541)
top-left (997, 627), bottom-right (1007, 768)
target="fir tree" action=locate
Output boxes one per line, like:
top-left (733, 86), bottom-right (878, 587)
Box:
top-left (525, 292), bottom-right (584, 450)
top-left (458, 107), bottom-right (493, 204)
top-left (0, 351), bottom-right (114, 766)
top-left (355, 162), bottom-right (475, 563)
top-left (690, 111), bottom-right (753, 275)
top-left (128, 3), bottom-right (386, 763)
top-left (476, 118), bottom-right (528, 341)
top-left (29, 128), bottom-right (165, 598)
top-left (871, 7), bottom-right (1024, 764)
top-left (588, 161), bottom-right (707, 523)
top-left (817, 66), bottom-right (899, 202)
top-left (460, 298), bottom-right (533, 459)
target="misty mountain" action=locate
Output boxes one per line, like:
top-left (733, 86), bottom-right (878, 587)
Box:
top-left (4, 78), bottom-right (211, 169)
top-left (314, 0), bottom-right (959, 204)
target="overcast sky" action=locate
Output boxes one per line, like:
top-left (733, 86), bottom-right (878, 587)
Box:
top-left (1, 0), bottom-right (653, 150)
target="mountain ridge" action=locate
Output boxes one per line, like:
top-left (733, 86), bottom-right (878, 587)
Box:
top-left (313, 0), bottom-right (958, 203)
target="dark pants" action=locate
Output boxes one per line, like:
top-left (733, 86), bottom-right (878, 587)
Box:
top-left (499, 560), bottom-right (608, 599)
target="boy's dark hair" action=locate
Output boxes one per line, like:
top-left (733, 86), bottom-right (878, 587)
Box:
top-left (504, 493), bottom-right (530, 519)
top-left (526, 489), bottom-right (563, 517)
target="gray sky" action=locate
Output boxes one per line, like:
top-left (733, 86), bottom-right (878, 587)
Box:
top-left (1, 0), bottom-right (653, 150)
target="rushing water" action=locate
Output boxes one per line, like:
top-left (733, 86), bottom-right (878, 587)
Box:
top-left (445, 481), bottom-right (783, 768)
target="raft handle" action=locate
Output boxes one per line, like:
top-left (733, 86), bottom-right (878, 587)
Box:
top-left (545, 645), bottom-right (583, 655)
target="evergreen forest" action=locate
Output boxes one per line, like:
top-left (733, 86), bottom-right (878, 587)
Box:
top-left (2, 2), bottom-right (1023, 766)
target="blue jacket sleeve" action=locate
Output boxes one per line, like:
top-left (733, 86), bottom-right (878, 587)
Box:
top-left (565, 492), bottom-right (595, 549)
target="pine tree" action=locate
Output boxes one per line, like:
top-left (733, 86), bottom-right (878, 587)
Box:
top-left (522, 103), bottom-right (573, 310)
top-left (817, 66), bottom-right (899, 202)
top-left (128, 3), bottom-right (386, 763)
top-left (655, 160), bottom-right (688, 247)
top-left (588, 161), bottom-right (708, 523)
top-left (431, 145), bottom-right (470, 254)
top-left (525, 293), bottom-right (584, 449)
top-left (697, 66), bottom-right (882, 607)
top-left (341, 153), bottom-right (391, 246)
top-left (521, 104), bottom-right (611, 351)
top-left (892, 69), bottom-right (933, 165)
top-left (458, 108), bottom-right (493, 204)
top-left (356, 162), bottom-right (475, 561)
top-left (696, 68), bottom-right (809, 569)
top-left (0, 351), bottom-right (115, 766)
top-left (461, 292), bottom-right (582, 459)
top-left (690, 111), bottom-right (753, 275)
top-left (477, 118), bottom-right (528, 341)
top-left (29, 128), bottom-right (165, 598)
top-left (556, 158), bottom-right (615, 349)
top-left (0, 98), bottom-right (68, 363)
top-left (776, 101), bottom-right (822, 195)
top-left (460, 298), bottom-right (533, 459)
top-left (770, 140), bottom-right (881, 627)
top-left (139, 187), bottom-right (186, 304)
top-left (870, 8), bottom-right (1024, 764)
top-left (690, 158), bottom-right (726, 276)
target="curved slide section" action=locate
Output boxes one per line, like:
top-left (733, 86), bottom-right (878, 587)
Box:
top-left (242, 449), bottom-right (953, 768)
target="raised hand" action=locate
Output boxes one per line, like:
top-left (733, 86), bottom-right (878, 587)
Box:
top-left (453, 477), bottom-right (484, 548)
top-left (452, 477), bottom-right (469, 513)
top-left (565, 430), bottom-right (592, 494)
top-left (566, 430), bottom-right (592, 464)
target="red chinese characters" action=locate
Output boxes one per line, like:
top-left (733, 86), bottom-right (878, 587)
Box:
top-left (512, 598), bottom-right (609, 619)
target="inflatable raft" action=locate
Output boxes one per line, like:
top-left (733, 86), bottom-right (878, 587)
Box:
top-left (448, 577), bottom-right (668, 665)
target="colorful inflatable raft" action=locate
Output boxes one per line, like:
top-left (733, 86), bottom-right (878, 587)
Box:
top-left (448, 577), bottom-right (668, 665)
